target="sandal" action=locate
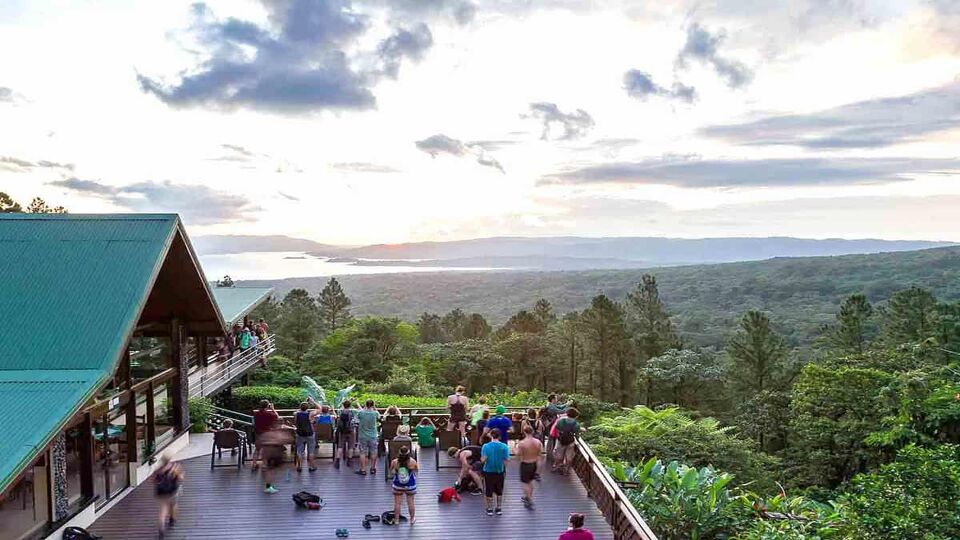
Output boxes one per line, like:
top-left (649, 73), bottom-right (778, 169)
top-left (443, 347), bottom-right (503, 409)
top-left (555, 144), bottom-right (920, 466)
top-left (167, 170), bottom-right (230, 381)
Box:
top-left (354, 470), bottom-right (367, 476)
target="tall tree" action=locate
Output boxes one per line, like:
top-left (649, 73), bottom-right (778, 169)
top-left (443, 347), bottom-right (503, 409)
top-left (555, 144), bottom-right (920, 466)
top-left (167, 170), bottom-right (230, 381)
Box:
top-left (216, 275), bottom-right (235, 287)
top-left (827, 293), bottom-right (874, 355)
top-left (441, 308), bottom-right (467, 341)
top-left (534, 298), bottom-right (556, 327)
top-left (580, 295), bottom-right (632, 404)
top-left (727, 310), bottom-right (788, 394)
top-left (317, 277), bottom-right (352, 333)
top-left (26, 197), bottom-right (66, 213)
top-left (882, 286), bottom-right (940, 344)
top-left (276, 288), bottom-right (318, 360)
top-left (463, 313), bottom-right (492, 340)
top-left (249, 295), bottom-right (280, 327)
top-left (0, 192), bottom-right (23, 213)
top-left (548, 312), bottom-right (582, 392)
top-left (500, 310), bottom-right (545, 335)
top-left (626, 274), bottom-right (680, 405)
top-left (417, 312), bottom-right (445, 343)
top-left (642, 348), bottom-right (724, 408)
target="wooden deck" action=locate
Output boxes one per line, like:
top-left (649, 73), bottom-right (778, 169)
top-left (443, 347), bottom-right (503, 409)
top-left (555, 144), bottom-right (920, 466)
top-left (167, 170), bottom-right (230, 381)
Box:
top-left (90, 444), bottom-right (615, 539)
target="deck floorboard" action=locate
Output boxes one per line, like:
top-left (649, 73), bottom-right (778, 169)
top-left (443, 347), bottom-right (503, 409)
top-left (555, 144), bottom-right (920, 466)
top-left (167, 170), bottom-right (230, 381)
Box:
top-left (90, 444), bottom-right (614, 539)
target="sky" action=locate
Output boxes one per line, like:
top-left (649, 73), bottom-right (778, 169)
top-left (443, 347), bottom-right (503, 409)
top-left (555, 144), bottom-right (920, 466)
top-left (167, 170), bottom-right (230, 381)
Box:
top-left (0, 0), bottom-right (958, 245)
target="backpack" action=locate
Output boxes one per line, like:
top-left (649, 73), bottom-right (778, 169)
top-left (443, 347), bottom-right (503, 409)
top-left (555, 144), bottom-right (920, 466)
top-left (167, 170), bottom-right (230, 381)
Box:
top-left (339, 410), bottom-right (352, 431)
top-left (396, 465), bottom-right (411, 486)
top-left (63, 527), bottom-right (102, 540)
top-left (154, 466), bottom-right (180, 495)
top-left (292, 490), bottom-right (322, 508)
top-left (556, 418), bottom-right (577, 445)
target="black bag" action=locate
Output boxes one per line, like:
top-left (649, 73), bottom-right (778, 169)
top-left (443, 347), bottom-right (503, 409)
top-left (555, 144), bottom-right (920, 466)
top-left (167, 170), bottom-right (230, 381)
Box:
top-left (292, 490), bottom-right (321, 507)
top-left (63, 527), bottom-right (102, 540)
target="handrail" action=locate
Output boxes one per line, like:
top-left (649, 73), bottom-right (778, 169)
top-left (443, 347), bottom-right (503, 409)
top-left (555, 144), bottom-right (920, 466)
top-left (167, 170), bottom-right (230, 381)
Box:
top-left (188, 335), bottom-right (276, 398)
top-left (572, 437), bottom-right (659, 540)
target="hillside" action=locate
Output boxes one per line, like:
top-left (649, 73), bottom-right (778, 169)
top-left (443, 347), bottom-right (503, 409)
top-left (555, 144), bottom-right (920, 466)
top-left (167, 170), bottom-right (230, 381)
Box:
top-left (243, 245), bottom-right (960, 348)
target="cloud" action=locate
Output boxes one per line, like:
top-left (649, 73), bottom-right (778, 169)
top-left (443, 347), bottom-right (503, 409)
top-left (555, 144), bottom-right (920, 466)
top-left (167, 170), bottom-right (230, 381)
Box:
top-left (376, 23), bottom-right (434, 78)
top-left (331, 162), bottom-right (401, 173)
top-left (364, 0), bottom-right (476, 24)
top-left (467, 140), bottom-right (519, 151)
top-left (137, 1), bottom-right (438, 114)
top-left (623, 70), bottom-right (696, 103)
top-left (415, 133), bottom-right (505, 173)
top-left (525, 102), bottom-right (595, 140)
top-left (701, 80), bottom-right (960, 148)
top-left (540, 156), bottom-right (960, 188)
top-left (277, 191), bottom-right (300, 201)
top-left (675, 23), bottom-right (752, 88)
top-left (0, 87), bottom-right (13, 102)
top-left (0, 156), bottom-right (74, 172)
top-left (49, 178), bottom-right (258, 224)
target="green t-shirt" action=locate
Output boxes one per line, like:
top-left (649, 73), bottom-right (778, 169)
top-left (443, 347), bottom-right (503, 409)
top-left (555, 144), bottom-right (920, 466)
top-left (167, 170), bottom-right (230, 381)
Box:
top-left (415, 424), bottom-right (435, 447)
top-left (357, 409), bottom-right (379, 441)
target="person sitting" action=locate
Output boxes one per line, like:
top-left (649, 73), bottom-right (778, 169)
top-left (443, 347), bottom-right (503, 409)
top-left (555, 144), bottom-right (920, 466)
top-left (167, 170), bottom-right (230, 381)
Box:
top-left (214, 419), bottom-right (243, 457)
top-left (557, 513), bottom-right (594, 540)
top-left (476, 409), bottom-right (491, 436)
top-left (383, 405), bottom-right (402, 424)
top-left (415, 417), bottom-right (436, 448)
top-left (393, 425), bottom-right (413, 447)
top-left (315, 405), bottom-right (334, 425)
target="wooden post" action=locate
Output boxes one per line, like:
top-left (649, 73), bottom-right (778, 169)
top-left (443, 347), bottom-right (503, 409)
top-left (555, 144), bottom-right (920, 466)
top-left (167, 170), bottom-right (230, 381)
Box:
top-left (169, 318), bottom-right (189, 432)
top-left (198, 335), bottom-right (208, 368)
top-left (78, 413), bottom-right (94, 499)
top-left (146, 382), bottom-right (156, 453)
top-left (126, 389), bottom-right (138, 463)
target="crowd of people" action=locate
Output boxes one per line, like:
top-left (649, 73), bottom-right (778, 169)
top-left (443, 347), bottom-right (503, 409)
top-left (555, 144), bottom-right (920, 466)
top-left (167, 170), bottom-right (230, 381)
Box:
top-left (188, 388), bottom-right (589, 538)
top-left (216, 317), bottom-right (270, 365)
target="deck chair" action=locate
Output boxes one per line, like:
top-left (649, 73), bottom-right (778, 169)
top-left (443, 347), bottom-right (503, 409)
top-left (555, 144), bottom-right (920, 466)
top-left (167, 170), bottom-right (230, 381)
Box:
top-left (211, 429), bottom-right (246, 470)
top-left (434, 429), bottom-right (463, 470)
top-left (466, 426), bottom-right (480, 446)
top-left (383, 439), bottom-right (417, 481)
top-left (315, 424), bottom-right (336, 460)
top-left (379, 420), bottom-right (401, 454)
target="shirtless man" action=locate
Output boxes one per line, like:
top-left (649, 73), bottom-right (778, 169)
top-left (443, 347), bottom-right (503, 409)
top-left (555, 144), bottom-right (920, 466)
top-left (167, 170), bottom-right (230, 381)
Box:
top-left (447, 385), bottom-right (469, 439)
top-left (517, 425), bottom-right (543, 508)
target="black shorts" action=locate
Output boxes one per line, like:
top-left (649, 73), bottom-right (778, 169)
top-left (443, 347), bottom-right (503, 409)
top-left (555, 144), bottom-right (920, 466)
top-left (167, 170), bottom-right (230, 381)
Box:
top-left (483, 472), bottom-right (505, 497)
top-left (520, 462), bottom-right (537, 484)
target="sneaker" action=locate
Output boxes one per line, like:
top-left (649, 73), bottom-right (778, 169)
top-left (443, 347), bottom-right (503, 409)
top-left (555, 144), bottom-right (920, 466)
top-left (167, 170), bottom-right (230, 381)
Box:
top-left (470, 488), bottom-right (483, 496)
top-left (522, 497), bottom-right (534, 509)
top-left (264, 486), bottom-right (279, 494)
top-left (486, 508), bottom-right (494, 517)
top-left (309, 467), bottom-right (317, 472)
top-left (495, 507), bottom-right (503, 516)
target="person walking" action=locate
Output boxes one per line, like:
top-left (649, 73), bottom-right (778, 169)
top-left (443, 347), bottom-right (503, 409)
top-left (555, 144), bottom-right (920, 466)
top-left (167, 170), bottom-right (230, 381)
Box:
top-left (557, 513), bottom-right (594, 540)
top-left (552, 408), bottom-right (582, 475)
top-left (389, 446), bottom-right (419, 524)
top-left (480, 428), bottom-right (510, 516)
top-left (542, 394), bottom-right (569, 459)
top-left (356, 399), bottom-right (379, 476)
top-left (259, 418), bottom-right (294, 493)
top-left (336, 400), bottom-right (358, 469)
top-left (447, 385), bottom-right (469, 439)
top-left (239, 326), bottom-right (252, 352)
top-left (517, 425), bottom-right (543, 508)
top-left (154, 454), bottom-right (182, 539)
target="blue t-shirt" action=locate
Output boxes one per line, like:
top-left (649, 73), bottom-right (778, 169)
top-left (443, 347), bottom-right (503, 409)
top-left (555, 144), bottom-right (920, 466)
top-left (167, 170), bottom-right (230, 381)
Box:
top-left (481, 441), bottom-right (510, 473)
top-left (486, 415), bottom-right (512, 441)
top-left (316, 414), bottom-right (333, 425)
top-left (357, 409), bottom-right (379, 441)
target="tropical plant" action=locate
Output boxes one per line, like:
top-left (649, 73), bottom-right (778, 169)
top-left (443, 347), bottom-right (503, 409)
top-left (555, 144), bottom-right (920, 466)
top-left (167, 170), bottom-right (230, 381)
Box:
top-left (611, 457), bottom-right (738, 540)
top-left (188, 397), bottom-right (214, 433)
top-left (735, 492), bottom-right (845, 540)
top-left (302, 376), bottom-right (355, 408)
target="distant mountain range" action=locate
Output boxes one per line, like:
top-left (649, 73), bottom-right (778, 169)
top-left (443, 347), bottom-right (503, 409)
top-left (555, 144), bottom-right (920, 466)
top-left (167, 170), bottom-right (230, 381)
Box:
top-left (194, 234), bottom-right (954, 270)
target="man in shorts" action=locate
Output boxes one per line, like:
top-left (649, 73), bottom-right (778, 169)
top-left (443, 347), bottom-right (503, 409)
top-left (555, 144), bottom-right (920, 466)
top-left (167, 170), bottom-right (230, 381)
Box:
top-left (258, 419), bottom-right (293, 494)
top-left (293, 399), bottom-right (320, 472)
top-left (480, 428), bottom-right (510, 516)
top-left (356, 399), bottom-right (379, 476)
top-left (517, 424), bottom-right (543, 508)
top-left (552, 408), bottom-right (582, 475)
top-left (448, 444), bottom-right (484, 496)
top-left (336, 400), bottom-right (357, 469)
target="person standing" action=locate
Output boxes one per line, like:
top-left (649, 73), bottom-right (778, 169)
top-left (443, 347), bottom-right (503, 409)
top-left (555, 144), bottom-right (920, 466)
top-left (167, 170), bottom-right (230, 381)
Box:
top-left (484, 405), bottom-right (512, 447)
top-left (469, 396), bottom-right (489, 426)
top-left (552, 408), bottom-right (581, 475)
top-left (252, 400), bottom-right (279, 470)
top-left (154, 454), bottom-right (182, 538)
top-left (480, 428), bottom-right (510, 516)
top-left (239, 326), bottom-right (252, 352)
top-left (542, 394), bottom-right (569, 459)
top-left (557, 513), bottom-right (594, 540)
top-left (336, 400), bottom-right (357, 469)
top-left (356, 399), bottom-right (379, 476)
top-left (389, 446), bottom-right (419, 524)
top-left (447, 385), bottom-right (469, 439)
top-left (294, 400), bottom-right (319, 472)
top-left (517, 425), bottom-right (543, 508)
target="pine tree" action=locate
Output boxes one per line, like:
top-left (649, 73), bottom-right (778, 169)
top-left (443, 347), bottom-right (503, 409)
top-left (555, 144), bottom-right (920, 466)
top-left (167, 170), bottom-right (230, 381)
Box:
top-left (727, 310), bottom-right (788, 394)
top-left (626, 274), bottom-right (680, 405)
top-left (580, 295), bottom-right (632, 404)
top-left (534, 298), bottom-right (556, 327)
top-left (441, 308), bottom-right (467, 341)
top-left (417, 312), bottom-right (445, 343)
top-left (829, 293), bottom-right (874, 355)
top-left (882, 287), bottom-right (940, 344)
top-left (317, 277), bottom-right (352, 333)
top-left (463, 313), bottom-right (491, 339)
top-left (0, 192), bottom-right (23, 213)
top-left (276, 288), bottom-right (318, 360)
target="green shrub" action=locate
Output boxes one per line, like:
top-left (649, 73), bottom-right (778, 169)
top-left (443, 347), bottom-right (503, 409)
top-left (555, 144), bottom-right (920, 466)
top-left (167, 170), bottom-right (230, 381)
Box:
top-left (734, 493), bottom-right (845, 540)
top-left (247, 355), bottom-right (302, 387)
top-left (230, 386), bottom-right (306, 412)
top-left (188, 397), bottom-right (214, 433)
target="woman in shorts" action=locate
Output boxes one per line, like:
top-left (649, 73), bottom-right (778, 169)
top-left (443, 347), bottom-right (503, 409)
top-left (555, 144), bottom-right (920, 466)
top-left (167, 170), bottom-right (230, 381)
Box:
top-left (390, 446), bottom-right (419, 524)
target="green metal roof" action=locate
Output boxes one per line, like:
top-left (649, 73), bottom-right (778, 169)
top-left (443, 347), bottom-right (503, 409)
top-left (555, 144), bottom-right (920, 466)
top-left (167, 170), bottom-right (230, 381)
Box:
top-left (211, 287), bottom-right (274, 326)
top-left (0, 214), bottom-right (199, 493)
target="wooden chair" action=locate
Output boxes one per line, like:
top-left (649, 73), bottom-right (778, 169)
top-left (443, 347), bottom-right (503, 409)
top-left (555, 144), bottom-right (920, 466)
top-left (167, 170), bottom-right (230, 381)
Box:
top-left (315, 423), bottom-right (336, 460)
top-left (211, 429), bottom-right (246, 470)
top-left (434, 429), bottom-right (463, 470)
top-left (466, 426), bottom-right (480, 446)
top-left (383, 438), bottom-right (417, 481)
top-left (379, 420), bottom-right (401, 454)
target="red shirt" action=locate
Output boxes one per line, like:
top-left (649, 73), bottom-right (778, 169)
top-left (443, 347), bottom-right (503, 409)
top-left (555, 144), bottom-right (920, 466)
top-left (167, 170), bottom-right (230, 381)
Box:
top-left (558, 529), bottom-right (594, 540)
top-left (253, 409), bottom-right (279, 434)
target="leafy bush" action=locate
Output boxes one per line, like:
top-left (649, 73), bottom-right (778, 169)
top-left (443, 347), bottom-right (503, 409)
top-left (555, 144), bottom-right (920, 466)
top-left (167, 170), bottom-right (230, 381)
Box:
top-left (612, 457), bottom-right (739, 540)
top-left (246, 355), bottom-right (302, 387)
top-left (588, 406), bottom-right (779, 489)
top-left (840, 444), bottom-right (960, 540)
top-left (188, 397), bottom-right (214, 433)
top-left (364, 364), bottom-right (440, 397)
top-left (229, 385), bottom-right (450, 412)
top-left (734, 493), bottom-right (845, 540)
top-left (354, 393), bottom-right (447, 408)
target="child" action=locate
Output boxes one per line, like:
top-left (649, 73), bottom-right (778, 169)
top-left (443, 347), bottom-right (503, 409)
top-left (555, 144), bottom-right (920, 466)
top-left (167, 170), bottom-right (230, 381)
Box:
top-left (415, 417), bottom-right (436, 448)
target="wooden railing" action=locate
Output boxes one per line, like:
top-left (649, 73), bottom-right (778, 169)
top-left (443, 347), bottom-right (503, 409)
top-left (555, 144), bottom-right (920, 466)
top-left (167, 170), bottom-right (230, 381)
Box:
top-left (572, 437), bottom-right (659, 540)
top-left (188, 335), bottom-right (276, 398)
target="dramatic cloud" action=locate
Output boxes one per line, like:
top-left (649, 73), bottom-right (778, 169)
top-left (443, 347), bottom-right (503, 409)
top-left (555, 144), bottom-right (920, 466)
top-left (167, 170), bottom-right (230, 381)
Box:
top-left (541, 156), bottom-right (960, 188)
top-left (137, 1), bottom-right (437, 114)
top-left (331, 162), bottom-right (401, 173)
top-left (623, 70), bottom-right (696, 103)
top-left (49, 178), bottom-right (258, 224)
top-left (415, 134), bottom-right (505, 173)
top-left (0, 156), bottom-right (74, 172)
top-left (702, 80), bottom-right (960, 148)
top-left (675, 23), bottom-right (752, 88)
top-left (526, 102), bottom-right (595, 140)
